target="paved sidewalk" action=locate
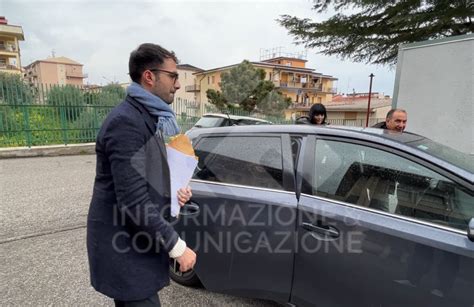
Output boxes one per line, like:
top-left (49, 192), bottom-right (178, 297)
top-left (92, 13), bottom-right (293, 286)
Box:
top-left (1, 155), bottom-right (280, 306)
top-left (0, 143), bottom-right (96, 159)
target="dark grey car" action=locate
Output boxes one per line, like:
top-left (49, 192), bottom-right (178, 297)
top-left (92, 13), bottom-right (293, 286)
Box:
top-left (171, 125), bottom-right (474, 307)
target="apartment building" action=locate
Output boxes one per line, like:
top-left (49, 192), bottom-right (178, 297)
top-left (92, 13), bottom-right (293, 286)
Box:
top-left (324, 92), bottom-right (392, 126)
top-left (24, 56), bottom-right (86, 86)
top-left (0, 16), bottom-right (25, 75)
top-left (193, 55), bottom-right (337, 119)
top-left (176, 64), bottom-right (203, 103)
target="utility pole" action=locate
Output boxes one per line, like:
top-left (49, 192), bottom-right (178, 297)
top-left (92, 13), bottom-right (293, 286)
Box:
top-left (365, 73), bottom-right (374, 127)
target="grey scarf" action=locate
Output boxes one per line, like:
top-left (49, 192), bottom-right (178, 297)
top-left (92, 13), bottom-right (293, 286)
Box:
top-left (127, 82), bottom-right (180, 136)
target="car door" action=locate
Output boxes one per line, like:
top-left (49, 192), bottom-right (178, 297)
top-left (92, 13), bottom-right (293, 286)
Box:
top-left (173, 132), bottom-right (297, 302)
top-left (290, 135), bottom-right (474, 307)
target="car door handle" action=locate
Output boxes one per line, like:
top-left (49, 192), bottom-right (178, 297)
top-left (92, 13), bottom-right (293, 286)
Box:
top-left (302, 222), bottom-right (340, 238)
top-left (180, 202), bottom-right (200, 216)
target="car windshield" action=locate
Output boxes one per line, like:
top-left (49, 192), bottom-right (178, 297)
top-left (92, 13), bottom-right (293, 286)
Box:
top-left (406, 138), bottom-right (474, 173)
top-left (194, 117), bottom-right (226, 128)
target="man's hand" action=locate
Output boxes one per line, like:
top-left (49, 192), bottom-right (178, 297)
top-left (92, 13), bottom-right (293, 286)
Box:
top-left (177, 186), bottom-right (192, 207)
top-left (176, 247), bottom-right (196, 272)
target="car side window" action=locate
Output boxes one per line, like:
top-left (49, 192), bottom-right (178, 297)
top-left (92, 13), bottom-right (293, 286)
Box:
top-left (193, 136), bottom-right (284, 190)
top-left (311, 139), bottom-right (474, 231)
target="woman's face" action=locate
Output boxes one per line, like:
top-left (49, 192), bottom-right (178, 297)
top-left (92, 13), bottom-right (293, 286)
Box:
top-left (313, 114), bottom-right (325, 125)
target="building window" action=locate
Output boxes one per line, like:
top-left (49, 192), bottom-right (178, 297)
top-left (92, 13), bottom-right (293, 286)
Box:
top-left (211, 76), bottom-right (215, 84)
top-left (208, 76), bottom-right (210, 84)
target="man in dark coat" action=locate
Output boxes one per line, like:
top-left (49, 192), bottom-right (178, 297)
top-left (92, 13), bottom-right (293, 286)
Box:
top-left (87, 43), bottom-right (196, 306)
top-left (372, 108), bottom-right (407, 132)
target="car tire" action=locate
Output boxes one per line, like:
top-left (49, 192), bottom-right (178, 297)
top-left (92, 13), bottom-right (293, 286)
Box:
top-left (169, 258), bottom-right (202, 287)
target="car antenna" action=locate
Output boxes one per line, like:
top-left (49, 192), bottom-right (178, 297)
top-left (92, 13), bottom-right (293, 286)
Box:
top-left (223, 111), bottom-right (232, 126)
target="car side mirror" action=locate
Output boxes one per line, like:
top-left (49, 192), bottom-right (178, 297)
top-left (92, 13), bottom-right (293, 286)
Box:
top-left (468, 218), bottom-right (474, 242)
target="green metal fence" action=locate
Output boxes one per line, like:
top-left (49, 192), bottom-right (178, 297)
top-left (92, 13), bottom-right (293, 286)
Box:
top-left (0, 80), bottom-right (290, 147)
top-left (0, 82), bottom-right (123, 147)
top-left (0, 78), bottom-right (383, 148)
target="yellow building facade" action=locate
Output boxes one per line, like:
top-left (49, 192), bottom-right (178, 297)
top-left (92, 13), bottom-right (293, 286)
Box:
top-left (0, 17), bottom-right (25, 75)
top-left (192, 57), bottom-right (337, 119)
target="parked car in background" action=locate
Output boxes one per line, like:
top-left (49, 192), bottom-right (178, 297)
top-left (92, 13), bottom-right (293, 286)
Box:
top-left (186, 113), bottom-right (272, 134)
top-left (172, 125), bottom-right (474, 306)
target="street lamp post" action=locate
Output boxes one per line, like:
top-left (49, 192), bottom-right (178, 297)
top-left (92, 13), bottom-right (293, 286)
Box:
top-left (365, 73), bottom-right (375, 127)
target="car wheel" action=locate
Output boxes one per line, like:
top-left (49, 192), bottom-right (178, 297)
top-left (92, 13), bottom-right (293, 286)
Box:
top-left (169, 258), bottom-right (202, 287)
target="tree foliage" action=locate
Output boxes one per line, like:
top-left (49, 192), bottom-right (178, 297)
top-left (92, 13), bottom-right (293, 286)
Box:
top-left (206, 60), bottom-right (290, 116)
top-left (46, 85), bottom-right (85, 121)
top-left (47, 85), bottom-right (84, 106)
top-left (256, 89), bottom-right (292, 116)
top-left (278, 0), bottom-right (474, 65)
top-left (206, 89), bottom-right (228, 109)
top-left (0, 72), bottom-right (34, 105)
top-left (101, 83), bottom-right (126, 98)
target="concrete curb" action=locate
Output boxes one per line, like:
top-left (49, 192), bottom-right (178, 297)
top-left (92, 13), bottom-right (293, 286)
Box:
top-left (0, 143), bottom-right (96, 159)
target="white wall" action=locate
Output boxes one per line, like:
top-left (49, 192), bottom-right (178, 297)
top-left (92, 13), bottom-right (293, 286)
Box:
top-left (393, 34), bottom-right (474, 154)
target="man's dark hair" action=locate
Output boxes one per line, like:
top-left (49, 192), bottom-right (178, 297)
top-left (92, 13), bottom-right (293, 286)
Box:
top-left (386, 108), bottom-right (407, 119)
top-left (129, 43), bottom-right (179, 83)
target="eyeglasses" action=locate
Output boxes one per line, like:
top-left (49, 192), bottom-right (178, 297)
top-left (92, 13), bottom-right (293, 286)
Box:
top-left (149, 68), bottom-right (179, 83)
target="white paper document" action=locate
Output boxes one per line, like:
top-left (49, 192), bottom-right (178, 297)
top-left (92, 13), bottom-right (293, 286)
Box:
top-left (166, 146), bottom-right (198, 217)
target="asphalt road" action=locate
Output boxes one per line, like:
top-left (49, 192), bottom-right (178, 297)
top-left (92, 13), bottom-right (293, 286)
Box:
top-left (0, 155), bottom-right (281, 306)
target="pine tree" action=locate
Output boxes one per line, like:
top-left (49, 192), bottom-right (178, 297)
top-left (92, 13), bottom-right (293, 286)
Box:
top-left (278, 0), bottom-right (473, 65)
top-left (206, 60), bottom-right (290, 116)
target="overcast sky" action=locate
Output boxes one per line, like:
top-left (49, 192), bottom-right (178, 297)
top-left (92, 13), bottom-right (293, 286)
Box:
top-left (4, 0), bottom-right (396, 96)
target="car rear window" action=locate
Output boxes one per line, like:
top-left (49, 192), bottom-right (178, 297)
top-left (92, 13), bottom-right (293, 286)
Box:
top-left (194, 117), bottom-right (226, 128)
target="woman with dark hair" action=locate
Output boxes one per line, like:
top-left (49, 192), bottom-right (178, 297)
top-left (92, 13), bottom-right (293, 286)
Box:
top-left (308, 103), bottom-right (328, 125)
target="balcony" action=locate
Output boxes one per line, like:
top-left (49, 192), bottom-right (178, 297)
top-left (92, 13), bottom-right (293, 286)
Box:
top-left (66, 71), bottom-right (85, 78)
top-left (185, 84), bottom-right (201, 92)
top-left (322, 87), bottom-right (337, 94)
top-left (288, 102), bottom-right (311, 110)
top-left (0, 44), bottom-right (17, 53)
top-left (305, 84), bottom-right (323, 91)
top-left (0, 64), bottom-right (20, 71)
top-left (274, 81), bottom-right (323, 92)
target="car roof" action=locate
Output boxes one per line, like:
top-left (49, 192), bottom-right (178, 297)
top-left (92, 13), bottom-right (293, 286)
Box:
top-left (189, 124), bottom-right (424, 143)
top-left (187, 124), bottom-right (473, 181)
top-left (202, 113), bottom-right (271, 123)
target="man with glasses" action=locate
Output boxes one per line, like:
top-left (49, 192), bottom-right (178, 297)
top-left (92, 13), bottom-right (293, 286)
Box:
top-left (87, 43), bottom-right (196, 306)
